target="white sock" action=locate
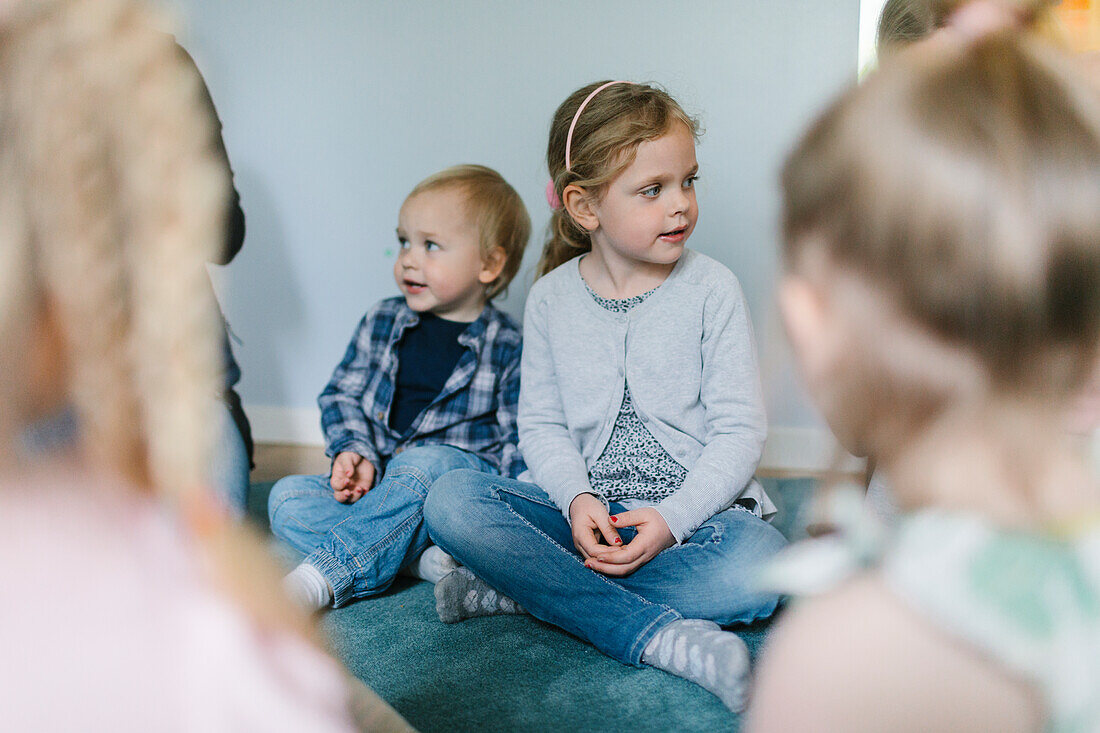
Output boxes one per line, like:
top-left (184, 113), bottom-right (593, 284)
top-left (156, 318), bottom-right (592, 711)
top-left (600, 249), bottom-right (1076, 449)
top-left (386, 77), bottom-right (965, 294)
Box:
top-left (403, 545), bottom-right (460, 584)
top-left (642, 619), bottom-right (752, 712)
top-left (283, 562), bottom-right (332, 612)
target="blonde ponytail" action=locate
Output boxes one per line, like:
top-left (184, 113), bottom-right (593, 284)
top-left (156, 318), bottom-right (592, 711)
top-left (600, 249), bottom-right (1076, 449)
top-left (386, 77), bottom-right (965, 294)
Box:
top-left (537, 207), bottom-right (592, 278)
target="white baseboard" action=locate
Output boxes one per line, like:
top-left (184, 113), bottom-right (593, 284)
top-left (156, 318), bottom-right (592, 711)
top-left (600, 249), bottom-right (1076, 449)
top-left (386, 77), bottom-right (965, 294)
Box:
top-left (245, 405), bottom-right (324, 445)
top-left (244, 404), bottom-right (860, 473)
top-left (760, 427), bottom-right (862, 473)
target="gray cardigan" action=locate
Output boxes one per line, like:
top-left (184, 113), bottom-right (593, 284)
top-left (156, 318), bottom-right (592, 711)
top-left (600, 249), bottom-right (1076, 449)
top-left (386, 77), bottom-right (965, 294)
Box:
top-left (517, 249), bottom-right (774, 543)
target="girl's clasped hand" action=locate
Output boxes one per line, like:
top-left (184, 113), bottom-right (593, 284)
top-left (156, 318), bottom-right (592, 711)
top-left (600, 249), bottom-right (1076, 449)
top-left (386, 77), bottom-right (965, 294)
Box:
top-left (570, 493), bottom-right (675, 576)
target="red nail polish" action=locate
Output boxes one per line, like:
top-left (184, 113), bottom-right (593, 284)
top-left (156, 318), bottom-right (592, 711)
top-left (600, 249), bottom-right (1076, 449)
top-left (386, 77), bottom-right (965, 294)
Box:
top-left (609, 516), bottom-right (618, 523)
top-left (614, 537), bottom-right (622, 544)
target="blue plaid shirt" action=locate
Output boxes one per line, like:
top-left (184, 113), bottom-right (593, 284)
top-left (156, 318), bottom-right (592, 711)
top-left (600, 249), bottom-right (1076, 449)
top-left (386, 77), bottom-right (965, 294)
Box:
top-left (319, 297), bottom-right (525, 478)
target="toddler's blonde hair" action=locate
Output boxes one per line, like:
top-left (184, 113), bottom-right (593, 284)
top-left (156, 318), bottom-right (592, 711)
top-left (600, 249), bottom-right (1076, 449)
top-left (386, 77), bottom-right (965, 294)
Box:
top-left (407, 164), bottom-right (530, 299)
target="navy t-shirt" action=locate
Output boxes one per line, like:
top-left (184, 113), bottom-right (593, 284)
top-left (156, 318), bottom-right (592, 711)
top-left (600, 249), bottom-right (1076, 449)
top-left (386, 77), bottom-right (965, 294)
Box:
top-left (389, 313), bottom-right (469, 435)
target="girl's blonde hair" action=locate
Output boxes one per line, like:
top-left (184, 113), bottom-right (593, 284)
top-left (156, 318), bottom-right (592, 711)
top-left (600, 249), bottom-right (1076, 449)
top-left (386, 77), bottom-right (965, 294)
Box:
top-left (782, 31), bottom-right (1100, 447)
top-left (876, 0), bottom-right (937, 51)
top-left (538, 81), bottom-right (699, 277)
top-left (407, 164), bottom-right (530, 299)
top-left (0, 0), bottom-right (315, 640)
top-left (877, 0), bottom-right (1065, 54)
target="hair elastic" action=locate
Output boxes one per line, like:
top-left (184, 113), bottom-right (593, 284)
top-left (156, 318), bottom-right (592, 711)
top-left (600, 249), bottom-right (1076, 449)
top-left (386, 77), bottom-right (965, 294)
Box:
top-left (545, 179), bottom-right (562, 210)
top-left (565, 80), bottom-right (632, 171)
top-left (946, 0), bottom-right (1027, 41)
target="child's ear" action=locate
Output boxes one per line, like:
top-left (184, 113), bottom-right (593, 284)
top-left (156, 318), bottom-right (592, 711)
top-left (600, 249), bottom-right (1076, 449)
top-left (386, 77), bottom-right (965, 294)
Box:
top-left (562, 184), bottom-right (599, 231)
top-left (478, 246), bottom-right (507, 285)
top-left (779, 274), bottom-right (831, 384)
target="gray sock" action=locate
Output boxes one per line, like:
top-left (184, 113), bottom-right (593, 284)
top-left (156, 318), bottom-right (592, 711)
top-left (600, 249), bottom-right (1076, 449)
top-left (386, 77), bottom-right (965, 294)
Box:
top-left (434, 567), bottom-right (525, 623)
top-left (641, 619), bottom-right (752, 712)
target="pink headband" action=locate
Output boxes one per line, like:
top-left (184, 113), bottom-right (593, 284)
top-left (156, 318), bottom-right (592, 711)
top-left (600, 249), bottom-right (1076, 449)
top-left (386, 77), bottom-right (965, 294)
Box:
top-left (565, 80), bottom-right (632, 171)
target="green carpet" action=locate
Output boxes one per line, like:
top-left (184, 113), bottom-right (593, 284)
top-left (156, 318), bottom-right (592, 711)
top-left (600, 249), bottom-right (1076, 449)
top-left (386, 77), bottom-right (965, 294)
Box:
top-left (248, 477), bottom-right (815, 732)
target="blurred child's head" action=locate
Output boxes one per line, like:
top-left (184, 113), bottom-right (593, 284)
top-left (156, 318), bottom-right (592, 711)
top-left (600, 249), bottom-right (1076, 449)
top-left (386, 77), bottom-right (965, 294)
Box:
top-left (780, 33), bottom-right (1100, 461)
top-left (539, 81), bottom-right (701, 277)
top-left (395, 164), bottom-right (529, 321)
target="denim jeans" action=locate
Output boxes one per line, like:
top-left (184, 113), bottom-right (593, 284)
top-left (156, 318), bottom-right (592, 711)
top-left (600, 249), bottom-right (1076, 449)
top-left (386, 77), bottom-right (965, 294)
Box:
top-left (424, 470), bottom-right (787, 666)
top-left (268, 445), bottom-right (492, 607)
top-left (210, 403), bottom-right (251, 520)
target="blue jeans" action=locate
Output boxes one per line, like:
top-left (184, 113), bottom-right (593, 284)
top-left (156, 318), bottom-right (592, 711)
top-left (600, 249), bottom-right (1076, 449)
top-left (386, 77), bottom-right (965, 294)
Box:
top-left (268, 445), bottom-right (492, 607)
top-left (210, 402), bottom-right (250, 520)
top-left (424, 470), bottom-right (787, 666)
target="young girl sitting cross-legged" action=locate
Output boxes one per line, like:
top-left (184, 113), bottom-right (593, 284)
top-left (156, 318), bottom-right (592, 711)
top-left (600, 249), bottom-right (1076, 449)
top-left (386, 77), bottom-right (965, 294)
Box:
top-left (749, 13), bottom-right (1100, 731)
top-left (424, 80), bottom-right (787, 712)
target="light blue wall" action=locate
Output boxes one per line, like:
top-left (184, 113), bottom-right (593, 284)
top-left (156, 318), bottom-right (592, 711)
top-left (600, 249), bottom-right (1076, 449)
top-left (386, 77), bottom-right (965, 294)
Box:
top-left (176, 0), bottom-right (859, 435)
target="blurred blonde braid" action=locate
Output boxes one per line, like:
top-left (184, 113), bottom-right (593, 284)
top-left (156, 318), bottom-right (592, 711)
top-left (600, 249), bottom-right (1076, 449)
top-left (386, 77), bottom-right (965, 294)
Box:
top-left (1, 0), bottom-right (319, 642)
top-left (14, 0), bottom-right (218, 492)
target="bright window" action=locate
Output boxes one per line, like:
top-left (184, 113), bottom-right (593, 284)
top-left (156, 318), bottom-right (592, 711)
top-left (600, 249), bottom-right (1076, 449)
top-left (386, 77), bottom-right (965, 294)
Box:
top-left (859, 0), bottom-right (890, 75)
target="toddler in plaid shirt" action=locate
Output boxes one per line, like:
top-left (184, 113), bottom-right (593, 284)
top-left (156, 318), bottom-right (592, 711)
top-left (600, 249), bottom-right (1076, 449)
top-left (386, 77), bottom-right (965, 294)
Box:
top-left (269, 165), bottom-right (529, 611)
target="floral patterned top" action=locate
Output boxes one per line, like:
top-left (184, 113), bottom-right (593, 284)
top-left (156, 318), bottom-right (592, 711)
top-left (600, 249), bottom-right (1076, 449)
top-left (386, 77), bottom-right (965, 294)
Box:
top-left (583, 281), bottom-right (688, 503)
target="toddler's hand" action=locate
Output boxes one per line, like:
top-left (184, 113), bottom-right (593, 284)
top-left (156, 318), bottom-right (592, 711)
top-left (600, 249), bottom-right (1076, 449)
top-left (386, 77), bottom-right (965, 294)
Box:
top-left (330, 452), bottom-right (376, 504)
top-left (583, 507), bottom-right (674, 577)
top-left (568, 492), bottom-right (622, 559)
